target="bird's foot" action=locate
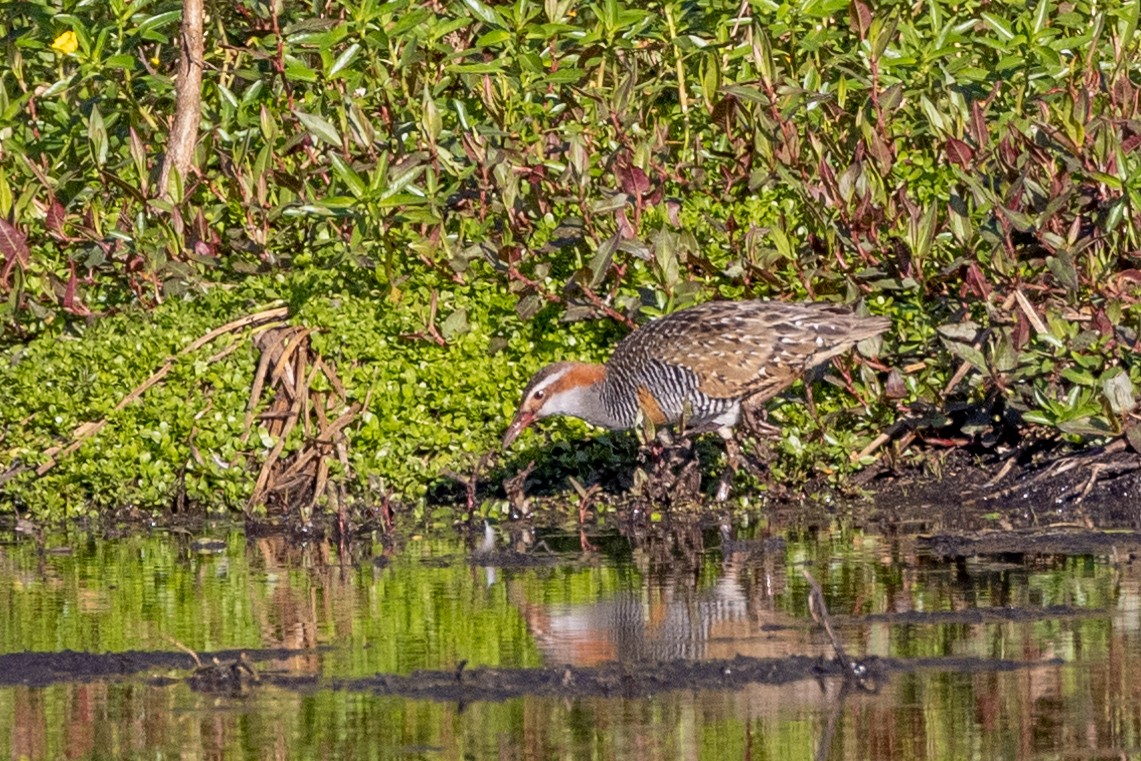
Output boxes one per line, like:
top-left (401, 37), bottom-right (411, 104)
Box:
top-left (740, 404), bottom-right (781, 438)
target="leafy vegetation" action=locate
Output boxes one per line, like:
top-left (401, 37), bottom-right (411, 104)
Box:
top-left (0, 0), bottom-right (1139, 517)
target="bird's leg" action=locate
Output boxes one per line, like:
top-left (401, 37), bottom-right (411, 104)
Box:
top-left (655, 425), bottom-right (699, 491)
top-left (733, 399), bottom-right (780, 479)
top-left (633, 409), bottom-right (666, 473)
top-left (800, 364), bottom-right (832, 428)
top-left (633, 410), bottom-right (678, 502)
top-left (715, 426), bottom-right (739, 503)
top-left (672, 401), bottom-right (703, 497)
top-left (804, 380), bottom-right (822, 428)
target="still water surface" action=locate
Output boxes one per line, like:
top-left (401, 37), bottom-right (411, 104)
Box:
top-left (0, 520), bottom-right (1138, 760)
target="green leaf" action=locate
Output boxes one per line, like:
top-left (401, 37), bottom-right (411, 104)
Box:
top-left (137, 10), bottom-right (182, 37)
top-left (462, 0), bottom-right (504, 27)
top-left (1032, 0), bottom-right (1051, 35)
top-left (440, 308), bottom-right (469, 339)
top-left (88, 105), bottom-right (107, 167)
top-left (283, 57), bottom-right (319, 83)
top-left (936, 321), bottom-right (981, 342)
top-left (421, 87), bottom-right (441, 142)
top-left (1061, 367), bottom-right (1096, 387)
top-left (328, 43), bottom-right (360, 78)
top-left (1057, 418), bottom-right (1112, 436)
top-left (1116, 0), bottom-right (1140, 52)
top-left (329, 154), bottom-right (366, 199)
top-left (944, 340), bottom-right (988, 372)
top-left (543, 68), bottom-right (586, 84)
top-left (293, 109), bottom-right (342, 147)
top-left (446, 61), bottom-right (506, 74)
top-left (981, 12), bottom-right (1015, 41)
top-left (476, 30), bottom-right (512, 46)
top-left (1046, 253), bottom-right (1080, 293)
top-left (801, 0), bottom-right (850, 18)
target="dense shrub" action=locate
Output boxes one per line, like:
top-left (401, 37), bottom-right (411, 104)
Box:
top-left (0, 0), bottom-right (1138, 514)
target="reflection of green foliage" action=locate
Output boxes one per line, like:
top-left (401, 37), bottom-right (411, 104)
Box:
top-left (0, 528), bottom-right (1135, 759)
top-left (0, 532), bottom-right (545, 672)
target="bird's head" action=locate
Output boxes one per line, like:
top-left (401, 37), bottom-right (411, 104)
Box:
top-left (501, 362), bottom-right (608, 449)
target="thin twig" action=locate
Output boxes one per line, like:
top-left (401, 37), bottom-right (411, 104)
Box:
top-left (165, 635), bottom-right (203, 668)
top-left (802, 569), bottom-right (878, 693)
top-left (802, 569), bottom-right (852, 672)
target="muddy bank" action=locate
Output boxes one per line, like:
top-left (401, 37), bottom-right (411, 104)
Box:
top-left (4, 437), bottom-right (1138, 541)
top-left (0, 646), bottom-right (1061, 701)
top-left (0, 648), bottom-right (308, 688)
top-left (829, 445), bottom-right (1141, 533)
top-left (491, 441), bottom-right (1141, 540)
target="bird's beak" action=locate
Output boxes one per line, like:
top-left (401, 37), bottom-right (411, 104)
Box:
top-left (501, 410), bottom-right (535, 450)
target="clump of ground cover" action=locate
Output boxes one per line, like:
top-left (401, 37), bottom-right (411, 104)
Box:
top-left (0, 268), bottom-right (623, 516)
top-left (0, 0), bottom-right (1138, 516)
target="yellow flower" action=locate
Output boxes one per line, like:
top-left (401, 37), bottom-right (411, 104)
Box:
top-left (51, 30), bottom-right (78, 55)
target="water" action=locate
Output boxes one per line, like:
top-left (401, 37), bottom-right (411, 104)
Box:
top-left (1, 520), bottom-right (1138, 760)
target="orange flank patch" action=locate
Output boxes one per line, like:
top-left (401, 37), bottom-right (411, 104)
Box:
top-left (635, 386), bottom-right (668, 425)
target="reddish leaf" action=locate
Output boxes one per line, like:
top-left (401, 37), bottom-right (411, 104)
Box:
top-left (963, 262), bottom-right (992, 299)
top-left (1013, 310), bottom-right (1030, 349)
top-left (944, 138), bottom-right (974, 169)
top-left (969, 100), bottom-right (988, 149)
top-left (848, 0), bottom-right (872, 37)
top-left (194, 240), bottom-right (216, 259)
top-left (1092, 308), bottom-right (1113, 336)
top-left (0, 218), bottom-right (30, 268)
top-left (815, 156), bottom-right (838, 204)
top-left (885, 367), bottom-right (907, 399)
top-left (45, 197), bottom-right (66, 237)
top-left (897, 186), bottom-right (920, 219)
top-left (998, 133), bottom-right (1020, 166)
top-left (614, 157), bottom-right (650, 198)
top-left (616, 207), bottom-right (636, 240)
top-left (63, 260), bottom-right (91, 316)
top-left (867, 131), bottom-right (894, 173)
top-left (1126, 423), bottom-right (1141, 455)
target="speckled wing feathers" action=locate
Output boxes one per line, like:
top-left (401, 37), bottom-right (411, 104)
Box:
top-left (613, 301), bottom-right (889, 400)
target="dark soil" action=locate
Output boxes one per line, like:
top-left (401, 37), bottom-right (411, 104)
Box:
top-left (841, 444), bottom-right (1141, 535)
top-left (0, 648), bottom-right (304, 689)
top-left (0, 646), bottom-right (1059, 701)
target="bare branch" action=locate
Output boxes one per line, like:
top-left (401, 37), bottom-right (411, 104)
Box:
top-left (159, 0), bottom-right (205, 197)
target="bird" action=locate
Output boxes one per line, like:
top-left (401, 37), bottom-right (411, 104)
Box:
top-left (501, 300), bottom-right (890, 453)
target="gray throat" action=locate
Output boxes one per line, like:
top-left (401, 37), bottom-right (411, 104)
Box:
top-left (553, 377), bottom-right (634, 431)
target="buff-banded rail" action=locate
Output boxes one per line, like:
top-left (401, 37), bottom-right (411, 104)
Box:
top-left (502, 300), bottom-right (890, 456)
